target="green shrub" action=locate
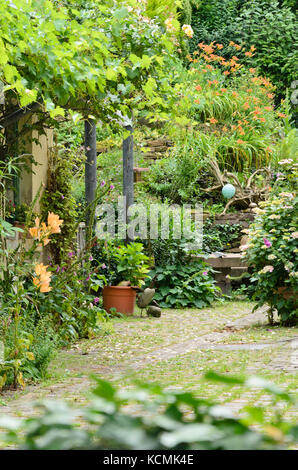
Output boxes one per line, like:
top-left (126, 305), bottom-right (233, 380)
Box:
top-left (1, 373), bottom-right (297, 450)
top-left (148, 261), bottom-right (219, 309)
top-left (244, 161), bottom-right (298, 325)
top-left (234, 0), bottom-right (297, 99)
top-left (144, 137), bottom-right (216, 204)
top-left (40, 146), bottom-right (78, 264)
top-left (203, 221), bottom-right (242, 253)
top-left (162, 43), bottom-right (288, 173)
top-left (190, 0), bottom-right (297, 99)
top-left (18, 316), bottom-right (58, 382)
top-left (0, 310), bottom-right (57, 387)
top-left (190, 0), bottom-right (241, 52)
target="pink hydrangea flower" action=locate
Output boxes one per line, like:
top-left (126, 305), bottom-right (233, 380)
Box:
top-left (263, 238), bottom-right (272, 248)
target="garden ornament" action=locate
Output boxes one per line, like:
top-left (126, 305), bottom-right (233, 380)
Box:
top-left (222, 184), bottom-right (236, 199)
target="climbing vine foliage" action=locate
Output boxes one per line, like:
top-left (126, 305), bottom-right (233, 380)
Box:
top-left (0, 0), bottom-right (175, 125)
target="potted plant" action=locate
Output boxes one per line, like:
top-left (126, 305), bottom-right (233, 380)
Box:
top-left (102, 242), bottom-right (150, 315)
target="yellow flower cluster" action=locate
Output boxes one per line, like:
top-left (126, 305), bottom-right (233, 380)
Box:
top-left (182, 24), bottom-right (193, 38)
top-left (29, 212), bottom-right (63, 246)
top-left (33, 263), bottom-right (52, 293)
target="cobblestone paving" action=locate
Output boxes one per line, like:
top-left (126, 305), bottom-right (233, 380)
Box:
top-left (1, 303), bottom-right (297, 424)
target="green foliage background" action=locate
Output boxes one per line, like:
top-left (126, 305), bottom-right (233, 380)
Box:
top-left (190, 0), bottom-right (298, 99)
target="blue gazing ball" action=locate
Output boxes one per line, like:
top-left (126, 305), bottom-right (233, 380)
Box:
top-left (222, 184), bottom-right (236, 199)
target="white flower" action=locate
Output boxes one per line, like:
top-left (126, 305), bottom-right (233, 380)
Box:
top-left (280, 192), bottom-right (294, 198)
top-left (278, 159), bottom-right (293, 165)
top-left (268, 254), bottom-right (277, 260)
top-left (285, 262), bottom-right (294, 272)
top-left (268, 214), bottom-right (280, 219)
top-left (240, 244), bottom-right (249, 251)
top-left (252, 207), bottom-right (265, 214)
top-left (291, 232), bottom-right (298, 239)
top-left (259, 265), bottom-right (274, 274)
top-left (182, 24), bottom-right (194, 38)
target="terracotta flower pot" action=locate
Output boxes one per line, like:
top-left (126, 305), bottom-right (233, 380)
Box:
top-left (102, 286), bottom-right (136, 315)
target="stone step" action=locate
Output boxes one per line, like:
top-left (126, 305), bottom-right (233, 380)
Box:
top-left (203, 253), bottom-right (248, 269)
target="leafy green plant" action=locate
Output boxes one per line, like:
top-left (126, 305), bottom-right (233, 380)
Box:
top-left (234, 0), bottom-right (297, 99)
top-left (6, 202), bottom-right (34, 224)
top-left (111, 242), bottom-right (150, 288)
top-left (148, 261), bottom-right (219, 308)
top-left (144, 136), bottom-right (215, 204)
top-left (92, 240), bottom-right (150, 288)
top-left (1, 372), bottom-right (297, 450)
top-left (40, 146), bottom-right (79, 264)
top-left (190, 0), bottom-right (297, 99)
top-left (0, 202), bottom-right (64, 389)
top-left (203, 221), bottom-right (242, 253)
top-left (243, 162), bottom-right (298, 325)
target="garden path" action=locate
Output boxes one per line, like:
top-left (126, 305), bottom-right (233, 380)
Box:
top-left (1, 301), bottom-right (297, 422)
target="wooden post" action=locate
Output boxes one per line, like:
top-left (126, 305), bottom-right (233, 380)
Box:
top-left (122, 122), bottom-right (134, 241)
top-left (84, 118), bottom-right (97, 228)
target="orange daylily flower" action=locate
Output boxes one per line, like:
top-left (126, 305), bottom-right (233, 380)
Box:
top-left (249, 68), bottom-right (256, 74)
top-left (29, 212), bottom-right (63, 246)
top-left (33, 263), bottom-right (52, 293)
top-left (203, 44), bottom-right (214, 54)
top-left (237, 139), bottom-right (245, 144)
top-left (209, 117), bottom-right (218, 124)
top-left (245, 51), bottom-right (253, 57)
top-left (195, 85), bottom-right (202, 91)
top-left (267, 93), bottom-right (274, 99)
top-left (216, 44), bottom-right (223, 49)
top-left (47, 212), bottom-right (63, 234)
top-left (277, 113), bottom-right (287, 118)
